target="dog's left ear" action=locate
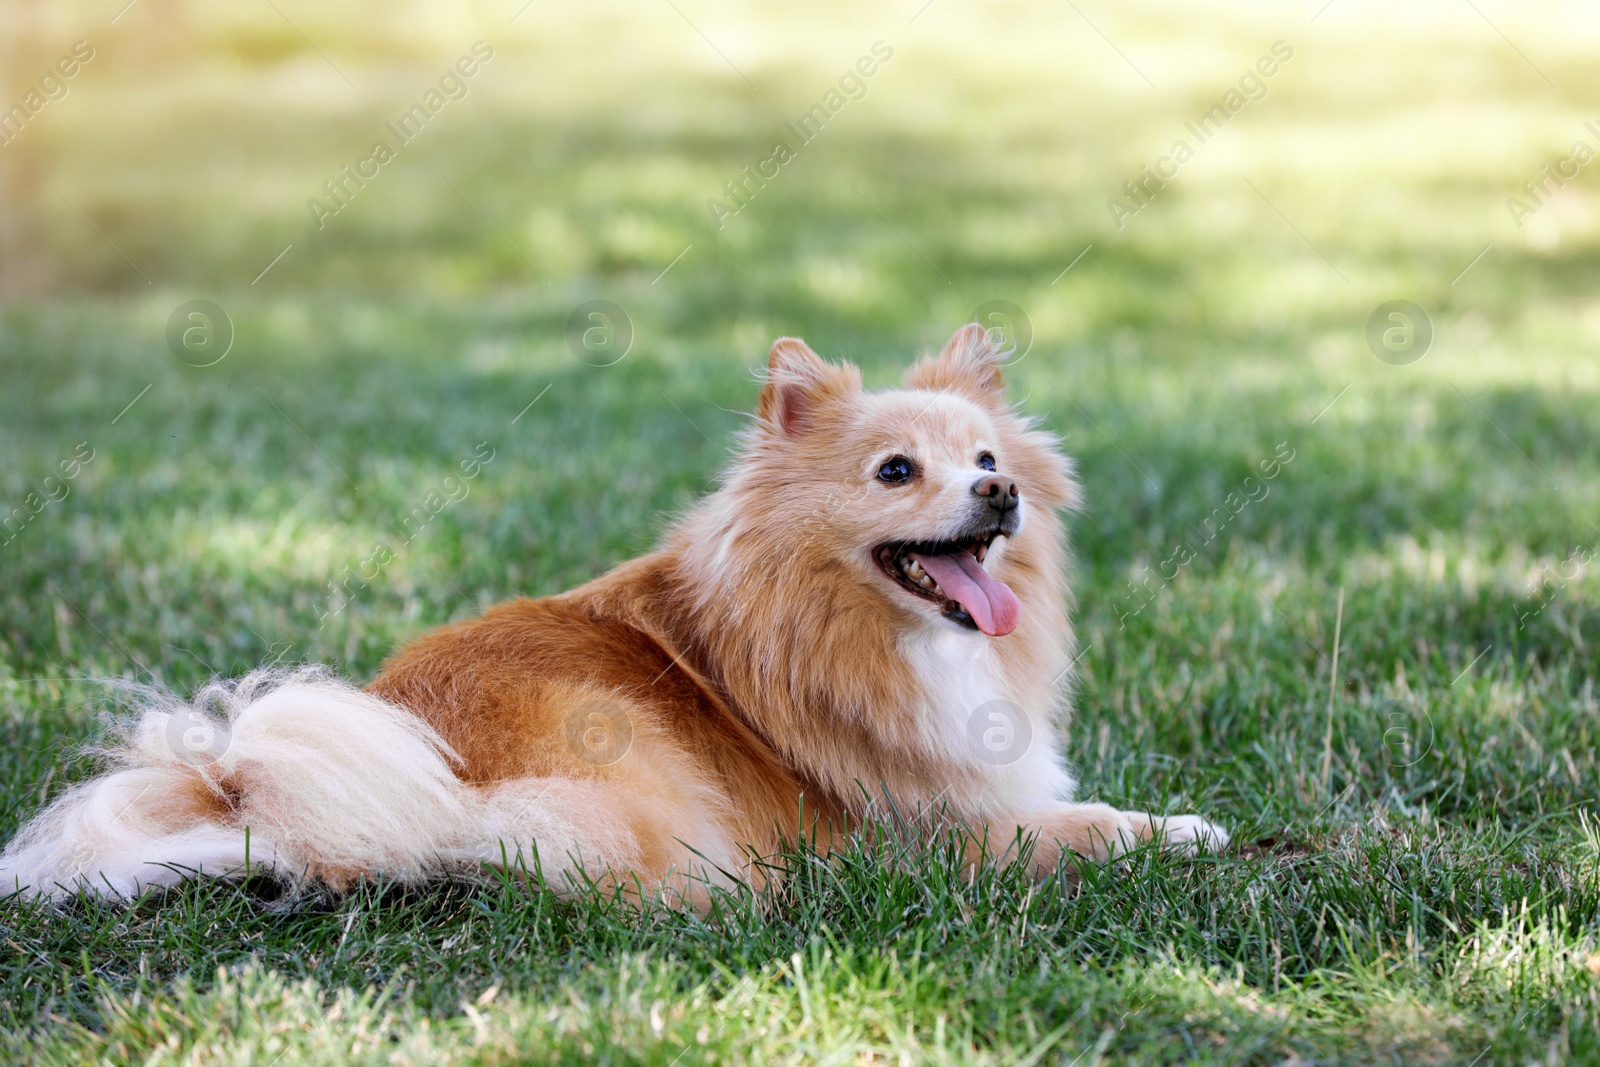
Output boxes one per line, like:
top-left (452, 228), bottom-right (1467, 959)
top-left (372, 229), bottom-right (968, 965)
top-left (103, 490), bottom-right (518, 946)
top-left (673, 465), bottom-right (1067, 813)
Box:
top-left (904, 323), bottom-right (1006, 404)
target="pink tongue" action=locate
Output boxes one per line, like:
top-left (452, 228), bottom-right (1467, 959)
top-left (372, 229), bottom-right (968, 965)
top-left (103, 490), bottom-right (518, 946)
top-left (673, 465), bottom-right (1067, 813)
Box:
top-left (909, 551), bottom-right (1021, 637)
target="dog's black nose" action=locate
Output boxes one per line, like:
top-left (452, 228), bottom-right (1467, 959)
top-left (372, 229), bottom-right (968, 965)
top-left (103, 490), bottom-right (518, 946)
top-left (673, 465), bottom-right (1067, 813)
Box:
top-left (972, 473), bottom-right (1019, 511)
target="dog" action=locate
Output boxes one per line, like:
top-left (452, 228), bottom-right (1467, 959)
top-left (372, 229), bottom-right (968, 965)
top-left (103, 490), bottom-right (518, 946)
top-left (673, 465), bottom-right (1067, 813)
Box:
top-left (0, 324), bottom-right (1227, 904)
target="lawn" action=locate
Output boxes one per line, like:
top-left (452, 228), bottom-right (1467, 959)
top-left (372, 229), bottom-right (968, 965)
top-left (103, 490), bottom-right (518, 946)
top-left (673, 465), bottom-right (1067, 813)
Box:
top-left (2, 0), bottom-right (1598, 1062)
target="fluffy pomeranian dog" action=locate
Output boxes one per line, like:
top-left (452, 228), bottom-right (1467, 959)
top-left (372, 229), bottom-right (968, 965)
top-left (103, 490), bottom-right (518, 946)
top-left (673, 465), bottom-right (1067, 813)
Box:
top-left (1, 325), bottom-right (1226, 905)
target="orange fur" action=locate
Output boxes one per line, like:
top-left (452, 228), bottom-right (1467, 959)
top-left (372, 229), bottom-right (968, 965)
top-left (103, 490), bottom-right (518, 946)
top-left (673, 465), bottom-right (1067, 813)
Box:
top-left (0, 324), bottom-right (1227, 904)
top-left (369, 324), bottom-right (1226, 892)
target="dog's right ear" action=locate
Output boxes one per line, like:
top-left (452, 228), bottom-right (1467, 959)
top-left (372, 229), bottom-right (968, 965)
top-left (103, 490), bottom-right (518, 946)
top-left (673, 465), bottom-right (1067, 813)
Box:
top-left (758, 337), bottom-right (858, 435)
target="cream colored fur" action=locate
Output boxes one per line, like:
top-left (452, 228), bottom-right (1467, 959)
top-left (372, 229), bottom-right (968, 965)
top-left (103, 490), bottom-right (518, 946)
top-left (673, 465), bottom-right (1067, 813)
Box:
top-left (0, 668), bottom-right (645, 899)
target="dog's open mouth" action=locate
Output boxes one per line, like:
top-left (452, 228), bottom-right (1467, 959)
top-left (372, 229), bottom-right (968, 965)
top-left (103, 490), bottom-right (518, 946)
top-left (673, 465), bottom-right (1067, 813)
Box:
top-left (874, 533), bottom-right (1021, 637)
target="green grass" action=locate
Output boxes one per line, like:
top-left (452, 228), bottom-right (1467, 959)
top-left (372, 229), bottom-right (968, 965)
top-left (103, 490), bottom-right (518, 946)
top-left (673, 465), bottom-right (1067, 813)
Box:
top-left (2, 0), bottom-right (1599, 1062)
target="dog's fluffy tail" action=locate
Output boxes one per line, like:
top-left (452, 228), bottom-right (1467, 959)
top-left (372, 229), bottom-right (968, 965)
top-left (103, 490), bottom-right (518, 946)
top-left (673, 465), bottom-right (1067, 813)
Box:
top-left (0, 667), bottom-right (599, 900)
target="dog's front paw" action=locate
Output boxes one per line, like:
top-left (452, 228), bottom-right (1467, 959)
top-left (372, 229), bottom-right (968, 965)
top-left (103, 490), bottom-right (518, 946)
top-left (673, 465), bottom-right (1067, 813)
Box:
top-left (1151, 814), bottom-right (1230, 855)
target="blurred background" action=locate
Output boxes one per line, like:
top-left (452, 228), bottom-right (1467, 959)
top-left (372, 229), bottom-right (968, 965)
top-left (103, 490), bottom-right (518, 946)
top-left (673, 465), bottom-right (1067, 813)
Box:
top-left (0, 0), bottom-right (1596, 779)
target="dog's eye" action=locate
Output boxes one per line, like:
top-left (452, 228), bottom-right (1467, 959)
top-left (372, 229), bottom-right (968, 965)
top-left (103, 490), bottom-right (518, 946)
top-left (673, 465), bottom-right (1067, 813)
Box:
top-left (877, 457), bottom-right (914, 483)
top-left (977, 453), bottom-right (997, 471)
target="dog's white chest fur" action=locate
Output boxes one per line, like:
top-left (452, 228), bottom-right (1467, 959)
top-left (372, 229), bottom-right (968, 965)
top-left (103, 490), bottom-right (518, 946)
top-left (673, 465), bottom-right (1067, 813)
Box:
top-left (902, 626), bottom-right (1075, 812)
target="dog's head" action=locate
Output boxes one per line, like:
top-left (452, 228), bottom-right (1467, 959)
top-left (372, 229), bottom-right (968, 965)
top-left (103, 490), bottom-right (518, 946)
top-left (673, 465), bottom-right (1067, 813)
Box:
top-left (721, 324), bottom-right (1077, 639)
